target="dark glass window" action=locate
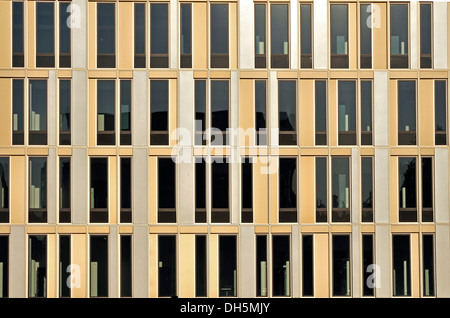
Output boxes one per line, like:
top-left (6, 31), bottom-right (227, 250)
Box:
top-left (90, 158), bottom-right (108, 223)
top-left (279, 81), bottom-right (297, 145)
top-left (13, 2), bottom-right (24, 67)
top-left (150, 80), bottom-right (169, 145)
top-left (59, 235), bottom-right (71, 297)
top-left (59, 157), bottom-right (71, 223)
top-left (134, 3), bottom-right (146, 68)
top-left (316, 157), bottom-right (327, 223)
top-left (422, 158), bottom-right (433, 222)
top-left (256, 235), bottom-right (268, 297)
top-left (120, 80), bottom-right (131, 145)
top-left (195, 235), bottom-right (207, 297)
top-left (422, 234), bottom-right (435, 296)
top-left (0, 158), bottom-right (9, 223)
top-left (390, 4), bottom-right (409, 68)
top-left (315, 80), bottom-right (327, 145)
top-left (420, 4), bottom-right (432, 68)
top-left (158, 158), bottom-right (176, 223)
top-left (0, 236), bottom-right (8, 298)
top-left (255, 80), bottom-right (267, 145)
top-left (399, 157), bottom-right (417, 222)
top-left (219, 236), bottom-right (237, 297)
top-left (435, 80), bottom-right (447, 145)
top-left (255, 4), bottom-right (266, 68)
top-left (241, 157), bottom-right (253, 223)
top-left (302, 235), bottom-right (314, 297)
top-left (331, 4), bottom-right (348, 68)
top-left (361, 157), bottom-right (373, 223)
top-left (212, 160), bottom-right (229, 223)
top-left (398, 81), bottom-right (416, 145)
top-left (159, 236), bottom-right (176, 297)
top-left (195, 158), bottom-right (206, 223)
top-left (361, 80), bottom-right (373, 145)
top-left (279, 158), bottom-right (297, 223)
top-left (211, 4), bottom-right (229, 68)
top-left (180, 4), bottom-right (192, 68)
top-left (28, 235), bottom-right (47, 298)
top-left (59, 80), bottom-right (71, 145)
top-left (12, 79), bottom-right (24, 145)
top-left (211, 80), bottom-right (229, 146)
top-left (59, 2), bottom-right (71, 68)
top-left (271, 4), bottom-right (289, 68)
top-left (332, 157), bottom-right (350, 223)
top-left (120, 158), bottom-right (131, 223)
top-left (332, 235), bottom-right (351, 297)
top-left (362, 234), bottom-right (374, 296)
top-left (360, 4), bottom-right (372, 68)
top-left (393, 235), bottom-right (411, 296)
top-left (97, 81), bottom-right (115, 146)
top-left (29, 80), bottom-right (48, 145)
top-left (29, 157), bottom-right (47, 223)
top-left (36, 2), bottom-right (55, 67)
top-left (151, 3), bottom-right (168, 68)
top-left (338, 81), bottom-right (356, 145)
top-left (90, 235), bottom-right (108, 297)
top-left (97, 3), bottom-right (115, 68)
top-left (300, 4), bottom-right (312, 68)
top-left (272, 235), bottom-right (290, 297)
top-left (195, 80), bottom-right (206, 145)
top-left (120, 235), bottom-right (132, 297)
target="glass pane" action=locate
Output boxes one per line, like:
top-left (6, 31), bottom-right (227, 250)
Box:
top-left (279, 81), bottom-right (296, 132)
top-left (399, 157), bottom-right (416, 209)
top-left (255, 4), bottom-right (266, 55)
top-left (338, 81), bottom-right (356, 132)
top-left (97, 3), bottom-right (115, 54)
top-left (158, 158), bottom-right (175, 209)
top-left (90, 158), bottom-right (108, 209)
top-left (12, 79), bottom-right (24, 145)
top-left (435, 80), bottom-right (446, 145)
top-left (181, 4), bottom-right (192, 55)
top-left (219, 236), bottom-right (237, 297)
top-left (195, 235), bottom-right (207, 297)
top-left (316, 157), bottom-right (327, 209)
top-left (212, 161), bottom-right (229, 209)
top-left (211, 80), bottom-right (229, 137)
top-left (97, 81), bottom-right (115, 145)
top-left (195, 159), bottom-right (206, 210)
top-left (331, 4), bottom-right (348, 55)
top-left (255, 80), bottom-right (266, 129)
top-left (29, 80), bottom-right (48, 145)
top-left (59, 2), bottom-right (71, 55)
top-left (120, 158), bottom-right (131, 210)
top-left (151, 80), bottom-right (168, 132)
top-left (120, 235), bottom-right (132, 297)
top-left (390, 4), bottom-right (408, 55)
top-left (272, 235), bottom-right (290, 297)
top-left (398, 81), bottom-right (416, 145)
top-left (28, 235), bottom-right (47, 298)
top-left (279, 158), bottom-right (296, 209)
top-left (302, 235), bottom-right (313, 296)
top-left (393, 235), bottom-right (411, 296)
top-left (36, 3), bottom-right (54, 54)
top-left (361, 81), bottom-right (372, 144)
top-left (211, 4), bottom-right (229, 54)
top-left (59, 157), bottom-right (70, 210)
top-left (13, 2), bottom-right (24, 54)
top-left (360, 4), bottom-right (372, 55)
top-left (0, 158), bottom-right (9, 213)
top-left (0, 236), bottom-right (8, 297)
top-left (158, 236), bottom-right (176, 297)
top-left (59, 235), bottom-right (71, 297)
top-left (60, 80), bottom-right (71, 132)
top-left (256, 236), bottom-right (267, 297)
top-left (332, 157), bottom-right (350, 209)
top-left (29, 158), bottom-right (47, 210)
top-left (300, 4), bottom-right (311, 55)
top-left (332, 235), bottom-right (351, 296)
top-left (271, 4), bottom-right (289, 55)
top-left (151, 4), bottom-right (168, 54)
top-left (120, 80), bottom-right (131, 132)
top-left (420, 4), bottom-right (431, 55)
top-left (90, 236), bottom-right (108, 297)
top-left (315, 80), bottom-right (327, 145)
top-left (361, 157), bottom-right (373, 209)
top-left (422, 158), bottom-right (432, 209)
top-left (134, 4), bottom-right (145, 54)
top-left (422, 234), bottom-right (435, 296)
top-left (195, 80), bottom-right (206, 140)
top-left (242, 158), bottom-right (252, 209)
top-left (362, 234), bottom-right (374, 296)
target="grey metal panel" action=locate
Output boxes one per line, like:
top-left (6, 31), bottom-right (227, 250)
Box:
top-left (409, 2), bottom-right (418, 69)
top-left (9, 226), bottom-right (26, 298)
top-left (313, 0), bottom-right (328, 69)
top-left (109, 226), bottom-right (118, 298)
top-left (132, 148), bottom-right (148, 224)
top-left (239, 226), bottom-right (255, 297)
top-left (133, 226), bottom-right (149, 297)
top-left (351, 225), bottom-right (361, 298)
top-left (351, 148), bottom-right (360, 224)
top-left (169, 0), bottom-right (178, 69)
top-left (373, 71), bottom-right (389, 147)
top-left (47, 148), bottom-right (57, 224)
top-left (132, 71), bottom-right (148, 147)
top-left (72, 148), bottom-right (87, 224)
top-left (47, 71), bottom-right (56, 146)
top-left (289, 0), bottom-right (298, 69)
top-left (72, 71), bottom-right (87, 146)
top-left (436, 225), bottom-right (450, 297)
top-left (435, 148), bottom-right (449, 223)
top-left (239, 0), bottom-right (254, 69)
top-left (375, 225), bottom-right (390, 297)
top-left (291, 225), bottom-right (300, 297)
top-left (374, 149), bottom-right (389, 224)
top-left (72, 0), bottom-right (87, 69)
top-left (433, 2), bottom-right (448, 69)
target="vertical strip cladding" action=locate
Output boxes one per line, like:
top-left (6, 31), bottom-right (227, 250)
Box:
top-left (149, 234), bottom-right (157, 297)
top-left (389, 80), bottom-right (397, 146)
top-left (291, 225), bottom-right (300, 297)
top-left (0, 1), bottom-right (11, 68)
top-left (229, 3), bottom-right (238, 69)
top-left (389, 155), bottom-right (398, 224)
top-left (351, 148), bottom-right (360, 223)
top-left (410, 233), bottom-right (420, 298)
top-left (72, 148), bottom-right (88, 224)
top-left (375, 225), bottom-right (390, 298)
top-left (373, 3), bottom-right (387, 69)
top-left (193, 2), bottom-right (207, 69)
top-left (132, 71), bottom-right (148, 147)
top-left (133, 226), bottom-right (149, 298)
top-left (374, 148), bottom-right (389, 223)
top-left (436, 225), bottom-right (450, 297)
top-left (434, 2), bottom-right (448, 69)
top-left (419, 80), bottom-right (434, 146)
top-left (209, 234), bottom-right (218, 298)
top-left (435, 148), bottom-right (449, 223)
top-left (47, 234), bottom-right (57, 298)
top-left (72, 71), bottom-right (88, 146)
top-left (239, 79), bottom-right (254, 147)
top-left (270, 157), bottom-right (278, 225)
top-left (329, 80), bottom-right (337, 147)
top-left (300, 156), bottom-right (314, 224)
top-left (9, 226), bottom-right (26, 298)
top-left (299, 80), bottom-right (314, 147)
top-left (109, 156), bottom-right (117, 225)
top-left (179, 234), bottom-right (195, 297)
top-left (289, 0), bottom-right (298, 69)
top-left (72, 234), bottom-right (87, 298)
top-left (349, 3), bottom-right (357, 70)
top-left (169, 78), bottom-right (178, 147)
top-left (132, 148), bottom-right (149, 224)
top-left (239, 226), bottom-right (255, 297)
top-left (47, 148), bottom-right (57, 224)
top-left (109, 226), bottom-right (118, 298)
top-left (254, 157), bottom-right (269, 224)
top-left (11, 156), bottom-right (26, 224)
top-left (149, 157), bottom-right (157, 225)
top-left (27, 1), bottom-right (35, 69)
top-left (178, 71), bottom-right (194, 146)
top-left (48, 71), bottom-right (57, 146)
top-left (314, 233), bottom-right (329, 297)
top-left (239, 0), bottom-right (254, 69)
top-left (118, 2), bottom-right (133, 69)
top-left (373, 71), bottom-right (389, 147)
top-left (73, 0), bottom-right (87, 69)
top-left (0, 78), bottom-right (12, 146)
top-left (313, 0), bottom-right (328, 69)
top-left (409, 1), bottom-right (418, 69)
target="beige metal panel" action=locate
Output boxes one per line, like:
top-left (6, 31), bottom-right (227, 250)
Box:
top-left (239, 226), bottom-right (255, 297)
top-left (209, 234), bottom-right (218, 298)
top-left (9, 226), bottom-right (26, 297)
top-left (351, 225), bottom-right (361, 297)
top-left (314, 233), bottom-right (329, 297)
top-left (109, 226), bottom-right (118, 298)
top-left (88, 2), bottom-right (96, 69)
top-left (179, 234), bottom-right (195, 297)
top-left (118, 2), bottom-right (133, 69)
top-left (300, 156), bottom-right (315, 224)
top-left (419, 80), bottom-right (434, 146)
top-left (254, 157), bottom-right (269, 224)
top-left (299, 80), bottom-right (314, 147)
top-left (11, 156), bottom-right (26, 224)
top-left (0, 1), bottom-right (11, 68)
top-left (47, 234), bottom-right (56, 298)
top-left (239, 79), bottom-right (254, 147)
top-left (193, 2), bottom-right (207, 69)
top-left (411, 233), bottom-right (420, 298)
top-left (373, 3), bottom-right (387, 69)
top-left (149, 234), bottom-right (157, 297)
top-left (230, 3), bottom-right (238, 69)
top-left (72, 234), bottom-right (87, 298)
top-left (27, 2), bottom-right (35, 68)
top-left (0, 79), bottom-right (11, 146)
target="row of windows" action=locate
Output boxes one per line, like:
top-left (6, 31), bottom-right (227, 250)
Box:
top-left (0, 233), bottom-right (436, 298)
top-left (9, 78), bottom-right (448, 147)
top-left (11, 2), bottom-right (436, 70)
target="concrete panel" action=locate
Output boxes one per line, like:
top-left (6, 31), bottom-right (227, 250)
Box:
top-left (291, 225), bottom-right (300, 297)
top-left (373, 71), bottom-right (389, 146)
top-left (239, 0), bottom-right (254, 69)
top-left (409, 2), bottom-right (418, 69)
top-left (435, 148), bottom-right (449, 223)
top-left (72, 71), bottom-right (87, 146)
top-left (351, 225), bottom-right (361, 297)
top-left (313, 0), bottom-right (328, 69)
top-left (231, 154), bottom-right (240, 224)
top-left (9, 226), bottom-right (26, 298)
top-left (290, 0), bottom-right (298, 69)
top-left (169, 0), bottom-right (177, 69)
top-left (47, 148), bottom-right (57, 224)
top-left (269, 71), bottom-right (278, 147)
top-left (133, 226), bottom-right (149, 297)
top-left (433, 2), bottom-right (448, 69)
top-left (72, 0), bottom-right (87, 69)
top-left (178, 71), bottom-right (194, 146)
top-left (109, 226), bottom-right (118, 298)
top-left (374, 148), bottom-right (389, 224)
top-left (436, 225), bottom-right (450, 297)
top-left (178, 161), bottom-right (195, 224)
top-left (375, 225), bottom-right (390, 298)
top-left (132, 148), bottom-right (148, 224)
top-left (132, 71), bottom-right (148, 147)
top-left (351, 148), bottom-right (360, 224)
top-left (239, 226), bottom-right (255, 297)
top-left (47, 71), bottom-right (56, 146)
top-left (72, 148), bottom-right (87, 224)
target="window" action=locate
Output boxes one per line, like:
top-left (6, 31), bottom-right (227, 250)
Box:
top-left (29, 157), bottom-right (47, 223)
top-left (0, 236), bottom-right (8, 298)
top-left (398, 81), bottom-right (416, 145)
top-left (420, 3), bottom-right (432, 68)
top-left (270, 4), bottom-right (289, 69)
top-left (12, 1), bottom-right (24, 67)
top-left (300, 4), bottom-right (312, 68)
top-left (361, 157), bottom-right (373, 222)
top-left (0, 158), bottom-right (9, 223)
top-left (97, 3), bottom-right (115, 68)
top-left (159, 235), bottom-right (176, 297)
top-left (302, 235), bottom-right (314, 297)
top-left (90, 235), bottom-right (108, 297)
top-left (315, 80), bottom-right (327, 145)
top-left (361, 80), bottom-right (373, 145)
top-left (255, 4), bottom-right (266, 68)
top-left (362, 234), bottom-right (374, 297)
top-left (90, 158), bottom-right (108, 223)
top-left (255, 80), bottom-right (267, 145)
top-left (36, 2), bottom-right (55, 67)
top-left (272, 235), bottom-right (290, 297)
top-left (210, 4), bottom-right (229, 68)
top-left (120, 235), bottom-right (132, 297)
top-left (12, 79), bottom-right (24, 145)
top-left (399, 157), bottom-right (417, 222)
top-left (332, 234), bottom-right (351, 297)
top-left (316, 157), bottom-right (327, 223)
top-left (279, 80), bottom-right (297, 145)
top-left (331, 4), bottom-right (348, 68)
top-left (97, 81), bottom-right (115, 145)
top-left (279, 158), bottom-right (297, 223)
top-left (59, 2), bottom-right (71, 68)
top-left (392, 235), bottom-right (411, 297)
top-left (29, 80), bottom-right (48, 145)
top-left (390, 4), bottom-right (409, 68)
top-left (195, 80), bottom-right (206, 145)
top-left (195, 158), bottom-right (206, 223)
top-left (211, 80), bottom-right (229, 145)
top-left (59, 80), bottom-right (71, 145)
top-left (256, 235), bottom-right (268, 297)
top-left (158, 158), bottom-right (176, 223)
top-left (28, 235), bottom-right (47, 298)
top-left (150, 3), bottom-right (169, 68)
top-left (59, 157), bottom-right (71, 223)
top-left (59, 235), bottom-right (71, 298)
top-left (120, 157), bottom-right (131, 223)
top-left (422, 234), bottom-right (435, 297)
top-left (134, 3), bottom-right (146, 68)
top-left (435, 80), bottom-right (447, 145)
top-left (120, 80), bottom-right (131, 145)
top-left (360, 4), bottom-right (372, 68)
top-left (332, 157), bottom-right (350, 223)
top-left (180, 3), bottom-right (192, 68)
top-left (338, 81), bottom-right (356, 145)
top-left (241, 157), bottom-right (253, 223)
top-left (150, 80), bottom-right (169, 145)
top-left (422, 157), bottom-right (433, 222)
top-left (219, 235), bottom-right (237, 297)
top-left (195, 235), bottom-right (207, 297)
top-left (212, 160), bottom-right (229, 223)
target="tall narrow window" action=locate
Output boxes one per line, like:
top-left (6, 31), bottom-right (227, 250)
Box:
top-left (134, 3), bottom-right (146, 68)
top-left (195, 80), bottom-right (206, 145)
top-left (390, 4), bottom-right (409, 68)
top-left (332, 157), bottom-right (350, 223)
top-left (360, 4), bottom-right (372, 68)
top-left (300, 4), bottom-right (312, 68)
top-left (180, 4), bottom-right (192, 68)
top-left (393, 235), bottom-right (411, 296)
top-left (59, 235), bottom-right (71, 298)
top-left (332, 234), bottom-right (351, 297)
top-left (97, 3), bottom-right (115, 68)
top-left (331, 4), bottom-right (348, 68)
top-left (279, 158), bottom-right (297, 223)
top-left (399, 157), bottom-right (417, 222)
top-left (195, 235), bottom-right (207, 297)
top-left (90, 158), bottom-right (108, 223)
top-left (36, 2), bottom-right (55, 67)
top-left (420, 4), bottom-right (432, 68)
top-left (0, 158), bottom-right (9, 223)
top-left (255, 4), bottom-right (266, 68)
top-left (211, 80), bottom-right (229, 146)
top-left (316, 157), bottom-right (327, 223)
top-left (150, 80), bottom-right (169, 145)
top-left (211, 4), bottom-right (229, 68)
top-left (120, 158), bottom-right (131, 223)
top-left (120, 80), bottom-right (131, 145)
top-left (422, 157), bottom-right (433, 222)
top-left (0, 236), bottom-right (8, 298)
top-left (422, 234), bottom-right (435, 297)
top-left (28, 235), bottom-right (47, 298)
top-left (219, 235), bottom-right (237, 297)
top-left (241, 157), bottom-right (253, 223)
top-left (361, 80), bottom-right (373, 145)
top-left (273, 235), bottom-right (290, 297)
top-left (158, 235), bottom-right (176, 297)
top-left (150, 3), bottom-right (168, 68)
top-left (302, 235), bottom-right (314, 297)
top-left (29, 80), bottom-right (48, 145)
top-left (12, 2), bottom-right (24, 67)
top-left (338, 81), bottom-right (356, 145)
top-left (59, 157), bottom-right (71, 223)
top-left (195, 158), bottom-right (206, 223)
top-left (59, 80), bottom-right (71, 145)
top-left (120, 235), bottom-right (132, 297)
top-left (361, 157), bottom-right (373, 222)
top-left (59, 2), bottom-right (71, 68)
top-left (315, 80), bottom-right (327, 145)
top-left (158, 158), bottom-right (176, 223)
top-left (279, 81), bottom-right (297, 145)
top-left (97, 81), bottom-right (115, 145)
top-left (435, 80), bottom-right (447, 145)
top-left (29, 157), bottom-right (47, 223)
top-left (398, 81), bottom-right (416, 145)
top-left (362, 234), bottom-right (374, 296)
top-left (255, 80), bottom-right (267, 145)
top-left (271, 4), bottom-right (289, 68)
top-left (256, 235), bottom-right (268, 297)
top-left (212, 160), bottom-right (229, 223)
top-left (90, 235), bottom-right (108, 297)
top-left (12, 79), bottom-right (24, 145)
